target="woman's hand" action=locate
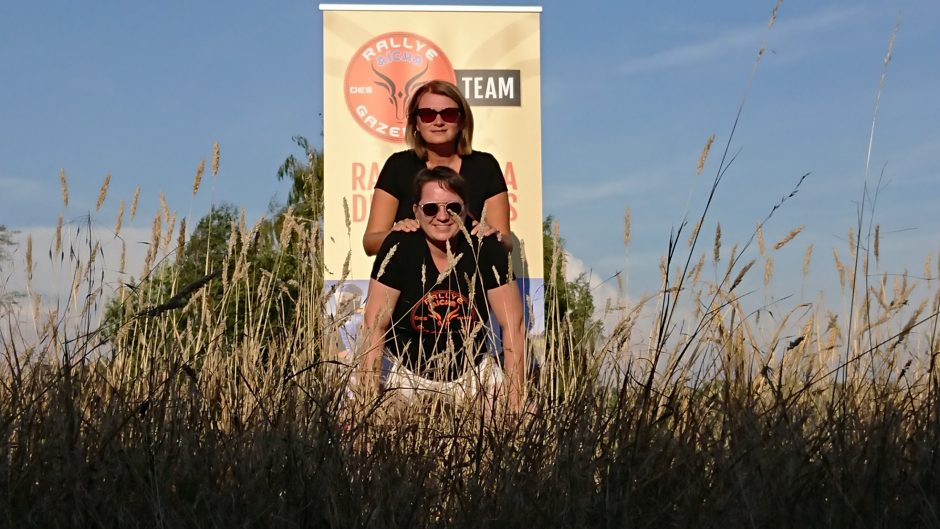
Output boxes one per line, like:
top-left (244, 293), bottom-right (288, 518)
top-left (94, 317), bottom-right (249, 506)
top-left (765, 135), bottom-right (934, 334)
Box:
top-left (391, 219), bottom-right (419, 232)
top-left (471, 219), bottom-right (503, 242)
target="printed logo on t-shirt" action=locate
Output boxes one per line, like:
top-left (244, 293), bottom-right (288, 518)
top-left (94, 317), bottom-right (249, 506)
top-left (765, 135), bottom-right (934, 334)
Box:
top-left (410, 289), bottom-right (479, 333)
top-left (344, 32), bottom-right (456, 143)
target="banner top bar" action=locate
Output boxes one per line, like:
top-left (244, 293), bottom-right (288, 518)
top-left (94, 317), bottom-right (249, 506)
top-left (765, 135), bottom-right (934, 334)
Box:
top-left (319, 4), bottom-right (542, 12)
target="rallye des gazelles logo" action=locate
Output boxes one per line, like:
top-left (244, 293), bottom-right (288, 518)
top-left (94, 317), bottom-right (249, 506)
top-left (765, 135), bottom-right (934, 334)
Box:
top-left (344, 32), bottom-right (456, 143)
top-left (410, 289), bottom-right (479, 333)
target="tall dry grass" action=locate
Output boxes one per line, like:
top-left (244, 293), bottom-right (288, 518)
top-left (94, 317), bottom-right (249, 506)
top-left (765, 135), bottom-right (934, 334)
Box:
top-left (2, 164), bottom-right (939, 527)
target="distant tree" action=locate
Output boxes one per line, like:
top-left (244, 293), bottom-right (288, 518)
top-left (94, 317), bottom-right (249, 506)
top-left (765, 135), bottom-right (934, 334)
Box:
top-left (103, 138), bottom-right (325, 354)
top-left (0, 225), bottom-right (18, 309)
top-left (543, 216), bottom-right (600, 395)
top-left (0, 225), bottom-right (14, 266)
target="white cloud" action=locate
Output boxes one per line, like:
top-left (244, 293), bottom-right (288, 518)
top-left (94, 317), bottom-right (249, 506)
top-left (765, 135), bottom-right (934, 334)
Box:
top-left (564, 250), bottom-right (631, 332)
top-left (1, 224), bottom-right (154, 331)
top-left (618, 7), bottom-right (868, 76)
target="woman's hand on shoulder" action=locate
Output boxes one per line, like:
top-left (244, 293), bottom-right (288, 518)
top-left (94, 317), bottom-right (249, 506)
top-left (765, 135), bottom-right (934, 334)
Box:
top-left (470, 219), bottom-right (502, 242)
top-left (391, 218), bottom-right (419, 232)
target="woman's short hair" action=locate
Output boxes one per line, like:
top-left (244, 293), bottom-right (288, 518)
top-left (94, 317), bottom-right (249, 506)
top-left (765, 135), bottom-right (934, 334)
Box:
top-left (405, 79), bottom-right (474, 159)
top-left (412, 166), bottom-right (468, 205)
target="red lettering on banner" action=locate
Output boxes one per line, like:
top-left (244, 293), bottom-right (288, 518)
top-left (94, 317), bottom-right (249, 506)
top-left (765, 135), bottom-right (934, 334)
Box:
top-left (352, 194), bottom-right (368, 222)
top-left (508, 192), bottom-right (518, 222)
top-left (352, 163), bottom-right (366, 190)
top-left (503, 161), bottom-right (517, 190)
top-left (351, 162), bottom-right (382, 190)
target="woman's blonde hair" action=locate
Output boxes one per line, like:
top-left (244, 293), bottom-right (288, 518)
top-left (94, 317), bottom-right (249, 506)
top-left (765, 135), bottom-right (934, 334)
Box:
top-left (405, 79), bottom-right (474, 159)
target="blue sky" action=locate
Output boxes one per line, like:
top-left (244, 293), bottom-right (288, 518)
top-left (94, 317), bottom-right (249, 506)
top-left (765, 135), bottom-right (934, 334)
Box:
top-left (2, 0), bottom-right (938, 314)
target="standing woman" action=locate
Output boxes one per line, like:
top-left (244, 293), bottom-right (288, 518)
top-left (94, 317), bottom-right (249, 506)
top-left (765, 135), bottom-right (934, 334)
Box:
top-left (363, 80), bottom-right (512, 256)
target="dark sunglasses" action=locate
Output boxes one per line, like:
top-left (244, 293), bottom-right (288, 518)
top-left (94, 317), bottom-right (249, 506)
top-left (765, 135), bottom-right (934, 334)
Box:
top-left (418, 201), bottom-right (464, 217)
top-left (415, 107), bottom-right (461, 124)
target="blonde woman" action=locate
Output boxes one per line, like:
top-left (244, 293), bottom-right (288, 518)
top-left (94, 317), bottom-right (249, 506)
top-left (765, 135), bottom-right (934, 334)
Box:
top-left (363, 80), bottom-right (512, 256)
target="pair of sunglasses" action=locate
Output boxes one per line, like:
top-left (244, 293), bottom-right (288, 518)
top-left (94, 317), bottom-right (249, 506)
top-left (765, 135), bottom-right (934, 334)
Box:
top-left (415, 107), bottom-right (461, 124)
top-left (418, 201), bottom-right (464, 217)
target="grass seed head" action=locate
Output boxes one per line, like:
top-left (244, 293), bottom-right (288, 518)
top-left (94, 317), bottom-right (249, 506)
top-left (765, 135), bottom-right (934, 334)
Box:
top-left (697, 134), bottom-right (715, 175)
top-left (96, 173), bottom-right (111, 212)
top-left (193, 160), bottom-right (206, 196)
top-left (211, 141), bottom-right (221, 177)
top-left (59, 168), bottom-right (69, 208)
top-left (773, 225), bottom-right (804, 251)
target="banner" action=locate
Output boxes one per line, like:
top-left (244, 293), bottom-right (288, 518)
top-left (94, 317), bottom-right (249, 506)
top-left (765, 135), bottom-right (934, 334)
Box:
top-left (320, 4), bottom-right (544, 345)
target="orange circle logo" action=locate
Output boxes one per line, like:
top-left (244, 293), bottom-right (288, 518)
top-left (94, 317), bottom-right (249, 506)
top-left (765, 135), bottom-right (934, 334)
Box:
top-left (344, 32), bottom-right (456, 143)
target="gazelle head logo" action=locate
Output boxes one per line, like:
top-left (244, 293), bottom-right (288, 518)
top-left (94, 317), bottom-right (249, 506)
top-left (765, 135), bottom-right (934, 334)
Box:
top-left (345, 32), bottom-right (456, 143)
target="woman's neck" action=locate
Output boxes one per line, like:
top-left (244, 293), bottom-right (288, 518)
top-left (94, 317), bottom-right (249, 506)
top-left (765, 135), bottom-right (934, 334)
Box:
top-left (425, 235), bottom-right (462, 264)
top-left (425, 144), bottom-right (459, 166)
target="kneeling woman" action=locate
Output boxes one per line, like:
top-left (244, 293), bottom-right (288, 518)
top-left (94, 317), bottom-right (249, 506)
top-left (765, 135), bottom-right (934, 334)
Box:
top-left (359, 166), bottom-right (526, 411)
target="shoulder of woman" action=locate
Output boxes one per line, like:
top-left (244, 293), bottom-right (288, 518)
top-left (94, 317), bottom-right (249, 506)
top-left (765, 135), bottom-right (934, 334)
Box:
top-left (386, 149), bottom-right (420, 163)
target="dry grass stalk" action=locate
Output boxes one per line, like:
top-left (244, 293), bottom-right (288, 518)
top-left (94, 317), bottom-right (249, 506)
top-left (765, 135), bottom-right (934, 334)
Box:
top-left (724, 243), bottom-right (738, 283)
top-left (55, 215), bottom-right (63, 254)
top-left (730, 259), bottom-right (755, 292)
top-left (756, 223), bottom-right (766, 256)
top-left (713, 222), bottom-right (722, 263)
top-left (375, 244), bottom-right (396, 280)
top-left (848, 227), bottom-right (857, 259)
top-left (130, 186), bottom-right (141, 220)
top-left (25, 234), bottom-right (33, 282)
top-left (802, 244), bottom-right (814, 279)
top-left (763, 256), bottom-right (775, 288)
top-left (768, 0), bottom-right (783, 28)
top-left (160, 193), bottom-right (170, 227)
top-left (773, 225), bottom-right (804, 251)
top-left (874, 224), bottom-right (881, 263)
top-left (58, 168), bottom-right (69, 208)
top-left (697, 134), bottom-right (715, 175)
top-left (119, 240), bottom-right (126, 274)
top-left (892, 298), bottom-right (928, 351)
top-left (95, 173), bottom-right (111, 212)
top-left (114, 199), bottom-right (125, 236)
top-left (924, 254), bottom-right (932, 281)
top-left (176, 218), bottom-right (187, 264)
top-left (690, 253), bottom-right (705, 285)
top-left (623, 208), bottom-right (631, 248)
top-left (688, 219), bottom-right (702, 248)
top-left (211, 141), bottom-right (221, 177)
top-left (278, 207), bottom-right (295, 249)
top-left (193, 160), bottom-right (206, 196)
top-left (833, 248), bottom-right (846, 290)
top-left (142, 211), bottom-right (162, 276)
top-left (163, 213), bottom-right (177, 253)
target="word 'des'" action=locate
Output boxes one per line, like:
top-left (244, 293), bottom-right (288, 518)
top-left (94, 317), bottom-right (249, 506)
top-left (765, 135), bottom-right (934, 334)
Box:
top-left (455, 70), bottom-right (521, 106)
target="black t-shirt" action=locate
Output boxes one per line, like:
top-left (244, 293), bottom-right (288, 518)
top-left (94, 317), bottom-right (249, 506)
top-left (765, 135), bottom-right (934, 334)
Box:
top-left (374, 150), bottom-right (508, 223)
top-left (370, 230), bottom-right (511, 381)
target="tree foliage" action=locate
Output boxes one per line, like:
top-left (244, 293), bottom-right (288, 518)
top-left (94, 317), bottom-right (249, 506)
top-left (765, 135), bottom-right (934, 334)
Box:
top-left (542, 215), bottom-right (600, 391)
top-left (104, 137), bottom-right (325, 351)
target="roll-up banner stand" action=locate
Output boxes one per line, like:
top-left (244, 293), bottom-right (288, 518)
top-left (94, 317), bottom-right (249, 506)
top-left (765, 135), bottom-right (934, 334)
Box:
top-left (321, 4), bottom-right (544, 357)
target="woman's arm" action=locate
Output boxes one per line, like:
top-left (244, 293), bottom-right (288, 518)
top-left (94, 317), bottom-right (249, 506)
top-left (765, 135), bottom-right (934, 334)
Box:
top-left (486, 281), bottom-right (526, 411)
top-left (358, 279), bottom-right (401, 394)
top-left (363, 189), bottom-right (399, 256)
top-left (363, 189), bottom-right (418, 256)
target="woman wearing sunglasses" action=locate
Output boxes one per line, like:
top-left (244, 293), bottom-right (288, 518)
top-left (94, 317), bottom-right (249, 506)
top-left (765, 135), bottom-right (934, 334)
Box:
top-left (363, 79), bottom-right (511, 256)
top-left (358, 166), bottom-right (525, 411)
